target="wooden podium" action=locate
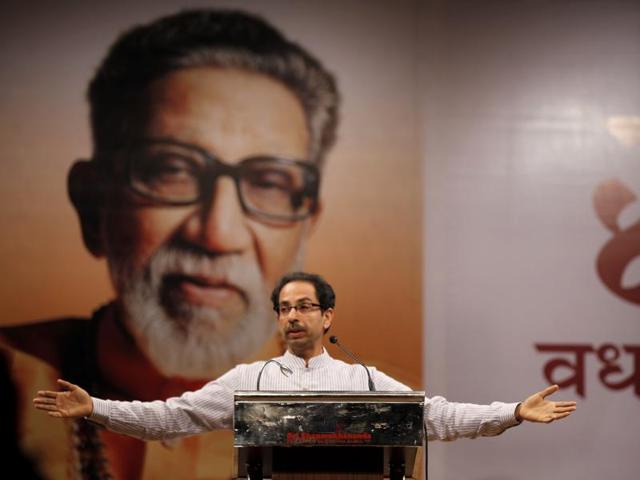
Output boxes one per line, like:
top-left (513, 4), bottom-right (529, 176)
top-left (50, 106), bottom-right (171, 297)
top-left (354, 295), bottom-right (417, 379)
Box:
top-left (233, 391), bottom-right (425, 480)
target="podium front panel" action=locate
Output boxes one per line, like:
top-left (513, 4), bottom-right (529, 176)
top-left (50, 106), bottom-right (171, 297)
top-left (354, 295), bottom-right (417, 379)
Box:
top-left (233, 391), bottom-right (424, 479)
top-left (234, 391), bottom-right (424, 448)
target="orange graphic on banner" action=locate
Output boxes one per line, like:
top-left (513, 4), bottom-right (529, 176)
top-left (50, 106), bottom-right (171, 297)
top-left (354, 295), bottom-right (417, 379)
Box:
top-left (593, 179), bottom-right (640, 306)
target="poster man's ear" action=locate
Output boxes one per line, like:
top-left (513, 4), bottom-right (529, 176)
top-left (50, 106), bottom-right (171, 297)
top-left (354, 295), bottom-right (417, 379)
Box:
top-left (306, 199), bottom-right (323, 235)
top-left (68, 160), bottom-right (106, 257)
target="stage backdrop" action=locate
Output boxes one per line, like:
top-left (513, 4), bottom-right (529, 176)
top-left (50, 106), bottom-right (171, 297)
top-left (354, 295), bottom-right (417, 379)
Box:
top-left (3, 0), bottom-right (639, 479)
top-left (422, 1), bottom-right (639, 479)
top-left (0, 1), bottom-right (422, 479)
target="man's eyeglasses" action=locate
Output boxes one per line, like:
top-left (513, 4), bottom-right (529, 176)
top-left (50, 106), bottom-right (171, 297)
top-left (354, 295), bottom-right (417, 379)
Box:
top-left (276, 303), bottom-right (322, 316)
top-left (104, 139), bottom-right (320, 224)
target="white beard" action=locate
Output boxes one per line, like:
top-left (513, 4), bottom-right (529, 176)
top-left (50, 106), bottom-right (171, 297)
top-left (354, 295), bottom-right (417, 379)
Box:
top-left (106, 240), bottom-right (305, 379)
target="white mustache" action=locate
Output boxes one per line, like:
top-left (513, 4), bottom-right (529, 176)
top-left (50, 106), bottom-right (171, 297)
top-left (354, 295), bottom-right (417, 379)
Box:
top-left (147, 244), bottom-right (258, 293)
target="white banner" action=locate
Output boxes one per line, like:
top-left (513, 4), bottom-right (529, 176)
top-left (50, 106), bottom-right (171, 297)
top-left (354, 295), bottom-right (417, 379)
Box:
top-left (422, 1), bottom-right (640, 479)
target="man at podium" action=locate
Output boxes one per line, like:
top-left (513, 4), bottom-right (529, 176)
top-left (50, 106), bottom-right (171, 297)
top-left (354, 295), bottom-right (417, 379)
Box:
top-left (34, 272), bottom-right (576, 444)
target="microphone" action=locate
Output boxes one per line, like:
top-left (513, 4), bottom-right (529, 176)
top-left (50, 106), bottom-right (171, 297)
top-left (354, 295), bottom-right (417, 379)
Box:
top-left (256, 359), bottom-right (293, 391)
top-left (329, 336), bottom-right (376, 391)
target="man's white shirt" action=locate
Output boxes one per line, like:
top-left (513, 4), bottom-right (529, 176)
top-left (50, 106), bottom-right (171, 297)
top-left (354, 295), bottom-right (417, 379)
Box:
top-left (90, 349), bottom-right (520, 441)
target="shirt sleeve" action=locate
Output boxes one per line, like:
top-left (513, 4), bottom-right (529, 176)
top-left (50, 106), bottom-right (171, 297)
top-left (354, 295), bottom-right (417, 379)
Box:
top-left (370, 368), bottom-right (520, 441)
top-left (370, 368), bottom-right (413, 391)
top-left (88, 369), bottom-right (241, 441)
top-left (424, 396), bottom-right (520, 441)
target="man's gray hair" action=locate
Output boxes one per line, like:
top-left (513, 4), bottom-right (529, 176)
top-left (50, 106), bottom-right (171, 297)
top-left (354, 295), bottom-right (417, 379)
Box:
top-left (89, 9), bottom-right (340, 166)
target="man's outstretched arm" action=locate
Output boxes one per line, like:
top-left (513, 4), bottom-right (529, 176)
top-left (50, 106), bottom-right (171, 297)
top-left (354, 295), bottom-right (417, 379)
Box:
top-left (33, 377), bottom-right (235, 441)
top-left (424, 384), bottom-right (576, 441)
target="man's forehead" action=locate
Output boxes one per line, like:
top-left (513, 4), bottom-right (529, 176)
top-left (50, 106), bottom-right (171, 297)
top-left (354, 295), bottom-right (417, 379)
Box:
top-left (279, 281), bottom-right (318, 303)
top-left (141, 67), bottom-right (310, 163)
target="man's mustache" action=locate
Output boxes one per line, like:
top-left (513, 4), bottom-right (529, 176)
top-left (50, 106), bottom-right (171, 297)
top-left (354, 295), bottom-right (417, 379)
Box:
top-left (285, 322), bottom-right (306, 334)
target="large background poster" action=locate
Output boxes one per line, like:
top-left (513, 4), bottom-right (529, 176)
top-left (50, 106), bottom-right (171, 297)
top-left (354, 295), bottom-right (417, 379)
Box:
top-left (1, 1), bottom-right (422, 479)
top-left (423, 1), bottom-right (639, 478)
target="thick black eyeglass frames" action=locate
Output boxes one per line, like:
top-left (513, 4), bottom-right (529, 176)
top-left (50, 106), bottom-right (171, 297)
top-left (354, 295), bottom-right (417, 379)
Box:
top-left (101, 139), bottom-right (320, 224)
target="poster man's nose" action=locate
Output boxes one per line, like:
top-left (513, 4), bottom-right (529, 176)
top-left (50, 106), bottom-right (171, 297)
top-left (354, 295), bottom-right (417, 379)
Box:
top-left (183, 177), bottom-right (253, 253)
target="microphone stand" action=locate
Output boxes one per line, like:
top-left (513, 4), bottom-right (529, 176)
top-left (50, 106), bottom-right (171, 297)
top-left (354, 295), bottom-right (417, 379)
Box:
top-left (255, 359), bottom-right (293, 391)
top-left (329, 336), bottom-right (376, 391)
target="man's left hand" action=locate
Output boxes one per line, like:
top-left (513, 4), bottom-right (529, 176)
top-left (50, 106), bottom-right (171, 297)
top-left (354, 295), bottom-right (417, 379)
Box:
top-left (516, 384), bottom-right (577, 423)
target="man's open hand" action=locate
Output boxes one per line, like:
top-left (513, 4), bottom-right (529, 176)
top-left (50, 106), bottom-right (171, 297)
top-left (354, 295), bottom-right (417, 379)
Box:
top-left (516, 385), bottom-right (576, 423)
top-left (33, 379), bottom-right (93, 418)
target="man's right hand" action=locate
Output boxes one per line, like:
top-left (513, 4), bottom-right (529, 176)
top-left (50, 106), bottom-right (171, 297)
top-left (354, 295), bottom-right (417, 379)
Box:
top-left (33, 379), bottom-right (93, 418)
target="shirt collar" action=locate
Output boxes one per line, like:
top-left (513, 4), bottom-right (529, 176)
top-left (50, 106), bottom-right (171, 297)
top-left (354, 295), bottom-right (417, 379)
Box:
top-left (282, 347), bottom-right (332, 369)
